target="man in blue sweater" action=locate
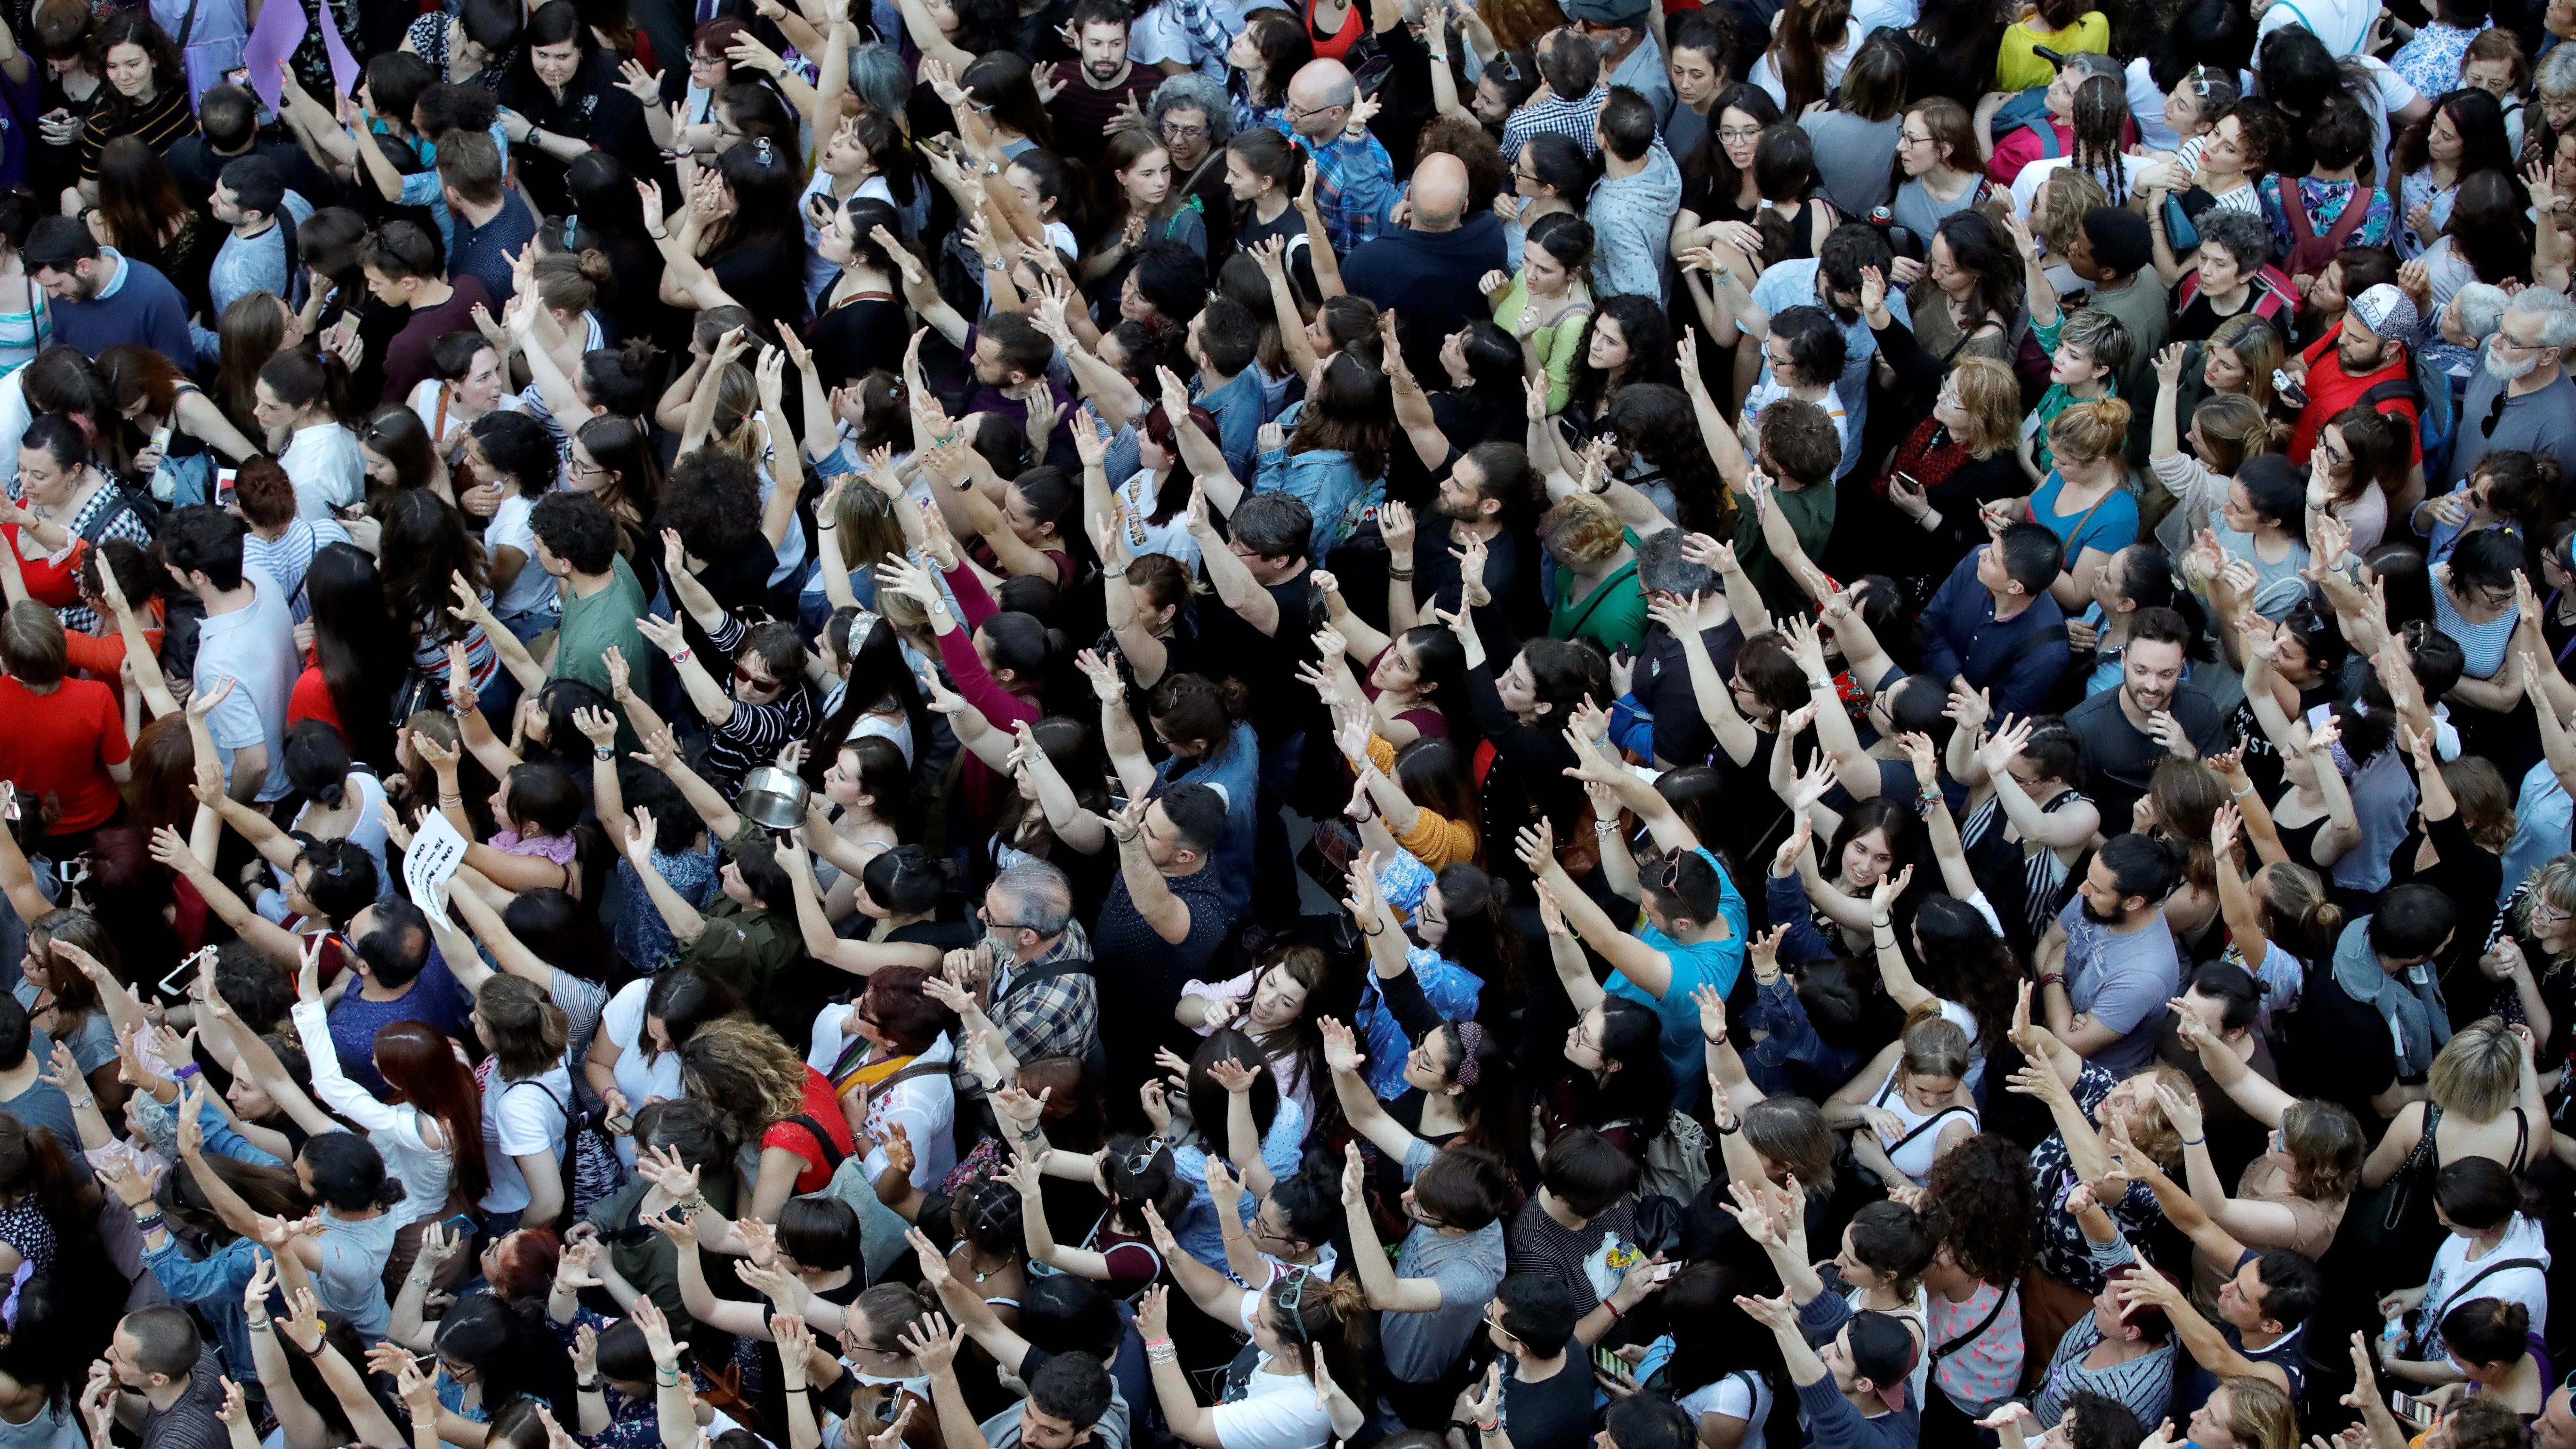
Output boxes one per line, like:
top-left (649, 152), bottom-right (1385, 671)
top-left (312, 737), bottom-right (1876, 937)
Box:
top-left (25, 217), bottom-right (196, 372)
top-left (1741, 1287), bottom-right (1922, 1449)
top-left (1917, 522), bottom-right (2072, 722)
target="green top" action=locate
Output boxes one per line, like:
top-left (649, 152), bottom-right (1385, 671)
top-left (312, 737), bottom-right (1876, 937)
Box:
top-left (680, 819), bottom-right (805, 1039)
top-left (1490, 273), bottom-right (1593, 415)
top-left (1732, 477), bottom-right (1837, 619)
top-left (2028, 312), bottom-right (2121, 477)
top-left (1549, 555), bottom-right (1648, 653)
top-left (550, 552), bottom-right (648, 749)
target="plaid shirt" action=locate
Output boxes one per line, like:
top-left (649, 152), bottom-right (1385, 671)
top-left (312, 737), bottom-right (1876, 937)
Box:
top-left (961, 922), bottom-right (1099, 1099)
top-left (1499, 84), bottom-right (1607, 161)
top-left (1271, 117), bottom-right (1400, 253)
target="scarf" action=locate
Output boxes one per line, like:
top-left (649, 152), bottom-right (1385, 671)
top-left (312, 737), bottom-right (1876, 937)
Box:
top-left (1876, 416), bottom-right (1969, 500)
top-left (2330, 917), bottom-right (2453, 1078)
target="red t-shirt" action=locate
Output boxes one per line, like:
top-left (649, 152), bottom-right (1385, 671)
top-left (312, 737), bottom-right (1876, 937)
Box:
top-left (2291, 325), bottom-right (2423, 467)
top-left (0, 675), bottom-right (129, 832)
top-left (761, 1068), bottom-right (860, 1192)
top-left (287, 655), bottom-right (344, 743)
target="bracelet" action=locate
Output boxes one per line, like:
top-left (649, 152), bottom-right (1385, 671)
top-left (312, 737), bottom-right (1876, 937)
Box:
top-left (576, 1378), bottom-right (602, 1392)
top-left (173, 1063), bottom-right (201, 1080)
top-left (439, 793), bottom-right (464, 807)
top-left (2036, 972), bottom-right (2066, 988)
top-left (1701, 1032), bottom-right (1726, 1046)
top-left (1713, 1119), bottom-right (1741, 1135)
top-left (1479, 1423), bottom-right (1500, 1435)
top-left (132, 1213), bottom-right (164, 1232)
top-left (656, 1369), bottom-right (682, 1387)
top-left (66, 1097), bottom-right (91, 1110)
top-left (1144, 1337), bottom-right (1174, 1351)
top-left (646, 229), bottom-right (669, 240)
top-left (2231, 785), bottom-right (2254, 797)
top-left (1601, 1303), bottom-right (1622, 1320)
top-left (1361, 924), bottom-right (1385, 937)
top-left (1103, 566), bottom-right (1127, 579)
top-left (245, 1315), bottom-right (271, 1330)
top-left (596, 747), bottom-right (616, 761)
top-left (2181, 1135), bottom-right (2206, 1146)
top-left (1593, 822), bottom-right (1618, 836)
top-left (668, 647), bottom-right (692, 663)
top-left (1387, 567), bottom-right (1415, 580)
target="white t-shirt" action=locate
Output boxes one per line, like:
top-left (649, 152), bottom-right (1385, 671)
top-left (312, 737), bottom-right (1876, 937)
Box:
top-left (2422, 1214), bottom-right (2552, 1348)
top-left (601, 979), bottom-right (687, 1167)
top-left (485, 493), bottom-right (558, 618)
top-left (1114, 470), bottom-right (1202, 567)
top-left (2011, 154), bottom-right (2149, 221)
top-left (195, 567), bottom-right (302, 802)
top-left (1214, 1294), bottom-right (1334, 1449)
top-left (2257, 0), bottom-right (2372, 57)
top-left (1681, 1373), bottom-right (1772, 1449)
top-left (476, 1059), bottom-right (572, 1214)
top-left (807, 1006), bottom-right (957, 1190)
top-left (278, 422), bottom-right (367, 521)
top-left (2125, 58), bottom-right (2178, 152)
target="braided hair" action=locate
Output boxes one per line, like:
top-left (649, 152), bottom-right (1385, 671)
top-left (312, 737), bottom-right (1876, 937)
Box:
top-left (2069, 75), bottom-right (2130, 206)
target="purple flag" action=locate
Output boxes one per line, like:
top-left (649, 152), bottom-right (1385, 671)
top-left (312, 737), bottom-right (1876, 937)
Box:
top-left (314, 0), bottom-right (358, 102)
top-left (243, 0), bottom-right (307, 111)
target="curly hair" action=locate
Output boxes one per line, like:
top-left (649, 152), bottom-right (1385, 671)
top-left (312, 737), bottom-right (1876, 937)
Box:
top-left (1919, 1132), bottom-right (2037, 1286)
top-left (678, 1016), bottom-right (811, 1143)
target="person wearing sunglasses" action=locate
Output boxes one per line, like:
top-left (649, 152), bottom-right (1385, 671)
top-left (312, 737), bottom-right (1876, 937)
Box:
top-left (2443, 289), bottom-right (2576, 493)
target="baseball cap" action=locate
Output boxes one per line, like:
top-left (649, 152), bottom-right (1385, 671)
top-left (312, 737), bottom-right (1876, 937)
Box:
top-left (2350, 282), bottom-right (2420, 339)
top-left (2034, 45), bottom-right (2124, 80)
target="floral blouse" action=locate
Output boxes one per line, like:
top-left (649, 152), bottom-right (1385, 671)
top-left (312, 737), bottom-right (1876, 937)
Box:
top-left (2029, 1063), bottom-right (2165, 1293)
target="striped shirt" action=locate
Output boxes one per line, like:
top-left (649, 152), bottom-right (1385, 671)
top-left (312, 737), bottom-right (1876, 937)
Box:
top-left (698, 611), bottom-right (815, 794)
top-left (2028, 1232), bottom-right (2176, 1429)
top-left (79, 88), bottom-right (198, 181)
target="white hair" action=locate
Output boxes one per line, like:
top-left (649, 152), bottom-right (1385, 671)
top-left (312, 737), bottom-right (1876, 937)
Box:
top-left (2452, 282), bottom-right (2511, 344)
top-left (2507, 285), bottom-right (2576, 349)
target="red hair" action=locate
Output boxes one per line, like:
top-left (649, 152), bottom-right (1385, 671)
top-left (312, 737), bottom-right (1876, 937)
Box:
top-left (374, 1020), bottom-right (491, 1205)
top-left (486, 1225), bottom-right (562, 1303)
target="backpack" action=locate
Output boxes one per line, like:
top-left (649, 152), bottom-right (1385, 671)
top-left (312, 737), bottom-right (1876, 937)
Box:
top-left (1990, 89), bottom-right (2062, 161)
top-left (510, 1077), bottom-right (627, 1227)
top-left (2279, 177), bottom-right (2375, 277)
top-left (1630, 1111), bottom-right (1713, 1205)
top-left (2175, 264), bottom-right (2300, 330)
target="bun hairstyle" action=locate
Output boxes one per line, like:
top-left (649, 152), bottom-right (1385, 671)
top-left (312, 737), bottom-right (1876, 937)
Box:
top-left (1102, 1132), bottom-right (1193, 1226)
top-left (1260, 1268), bottom-right (1372, 1396)
top-left (2048, 397), bottom-right (2133, 463)
top-left (1147, 673), bottom-right (1250, 756)
top-left (298, 1130), bottom-right (406, 1213)
top-left (2439, 1296), bottom-right (2533, 1368)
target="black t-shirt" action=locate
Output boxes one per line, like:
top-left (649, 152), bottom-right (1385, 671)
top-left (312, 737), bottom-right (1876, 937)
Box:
top-left (1501, 1358), bottom-right (1597, 1449)
top-left (711, 233), bottom-right (814, 330)
top-left (1092, 867), bottom-right (1237, 1082)
top-left (2063, 683), bottom-right (2230, 827)
top-left (1235, 205), bottom-right (1321, 302)
top-left (809, 294), bottom-right (908, 388)
top-left (2282, 966), bottom-right (2399, 1127)
top-left (1633, 617), bottom-right (1747, 767)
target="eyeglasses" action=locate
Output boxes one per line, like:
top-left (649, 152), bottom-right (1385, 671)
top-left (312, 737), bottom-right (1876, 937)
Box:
top-left (1716, 126), bottom-right (1763, 141)
top-left (733, 665), bottom-right (778, 690)
top-left (1160, 121), bottom-right (1208, 139)
top-left (1898, 130), bottom-right (1934, 145)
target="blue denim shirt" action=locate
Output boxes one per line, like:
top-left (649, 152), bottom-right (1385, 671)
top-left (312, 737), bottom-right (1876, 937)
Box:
top-left (140, 1233), bottom-right (264, 1381)
top-left (1154, 722), bottom-right (1260, 917)
top-left (1255, 402), bottom-right (1386, 566)
top-left (1355, 946), bottom-right (1483, 1100)
top-left (1195, 367), bottom-right (1267, 483)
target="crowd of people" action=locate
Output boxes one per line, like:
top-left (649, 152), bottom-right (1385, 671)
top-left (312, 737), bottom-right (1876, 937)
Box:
top-left (2, 5), bottom-right (2576, 1449)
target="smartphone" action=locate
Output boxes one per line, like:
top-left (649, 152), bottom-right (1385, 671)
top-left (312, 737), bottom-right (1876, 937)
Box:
top-left (57, 854), bottom-right (89, 891)
top-left (604, 1112), bottom-right (636, 1136)
top-left (158, 945), bottom-right (217, 999)
top-left (440, 1212), bottom-right (477, 1237)
top-left (1, 793), bottom-right (18, 821)
top-left (214, 468), bottom-right (238, 508)
top-left (1593, 1346), bottom-right (1635, 1385)
top-left (2272, 369), bottom-right (2309, 409)
top-left (2390, 1393), bottom-right (2432, 1427)
top-left (1652, 1262), bottom-right (1681, 1282)
top-left (1106, 773), bottom-right (1128, 812)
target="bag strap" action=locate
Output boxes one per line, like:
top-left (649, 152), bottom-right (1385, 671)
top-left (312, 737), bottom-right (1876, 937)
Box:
top-left (2441, 1255), bottom-right (2547, 1314)
top-left (1932, 1287), bottom-right (2012, 1361)
top-left (1886, 1106), bottom-right (1975, 1154)
top-left (782, 1113), bottom-right (849, 1171)
top-left (2281, 179), bottom-right (2320, 246)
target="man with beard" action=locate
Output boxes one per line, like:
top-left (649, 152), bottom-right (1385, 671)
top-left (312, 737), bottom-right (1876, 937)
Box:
top-left (24, 215), bottom-right (194, 367)
top-left (1393, 442), bottom-right (1534, 617)
top-left (2444, 287), bottom-right (2576, 485)
top-left (2288, 282), bottom-right (2422, 467)
top-left (1046, 0), bottom-right (1166, 167)
top-left (2033, 829), bottom-right (2186, 1072)
top-left (2062, 606), bottom-right (2226, 827)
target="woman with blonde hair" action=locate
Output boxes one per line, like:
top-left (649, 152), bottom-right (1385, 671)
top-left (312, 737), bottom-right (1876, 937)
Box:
top-left (2361, 1017), bottom-right (2551, 1192)
top-left (1826, 1012), bottom-right (1978, 1188)
top-left (1874, 356), bottom-right (2025, 589)
top-left (2187, 1377), bottom-right (2299, 1449)
top-left (1539, 492), bottom-right (1642, 652)
top-left (2200, 311), bottom-right (2283, 411)
top-left (678, 1014), bottom-right (855, 1224)
top-left (2029, 397), bottom-right (2140, 608)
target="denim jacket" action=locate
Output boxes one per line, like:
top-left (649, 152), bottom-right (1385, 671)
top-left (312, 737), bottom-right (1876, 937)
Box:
top-left (1255, 402), bottom-right (1385, 565)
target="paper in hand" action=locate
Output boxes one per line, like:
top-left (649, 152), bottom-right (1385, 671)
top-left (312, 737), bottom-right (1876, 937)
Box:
top-left (403, 809), bottom-right (471, 930)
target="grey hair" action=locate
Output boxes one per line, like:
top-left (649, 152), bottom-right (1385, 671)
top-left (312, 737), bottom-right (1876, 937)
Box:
top-left (1149, 72), bottom-right (1234, 145)
top-left (2507, 285), bottom-right (2576, 349)
top-left (2540, 40), bottom-right (2576, 99)
top-left (847, 43), bottom-right (910, 116)
top-left (1636, 528), bottom-right (1716, 597)
top-left (2451, 282), bottom-right (2511, 344)
top-left (991, 862), bottom-right (1074, 937)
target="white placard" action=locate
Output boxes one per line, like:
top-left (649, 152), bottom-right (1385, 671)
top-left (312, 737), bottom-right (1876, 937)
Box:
top-left (403, 810), bottom-right (471, 930)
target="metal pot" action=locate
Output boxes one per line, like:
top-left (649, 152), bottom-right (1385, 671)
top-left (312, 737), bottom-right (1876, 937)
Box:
top-left (735, 765), bottom-right (811, 830)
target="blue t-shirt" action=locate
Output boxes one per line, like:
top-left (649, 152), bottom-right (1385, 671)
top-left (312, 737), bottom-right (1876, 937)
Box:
top-left (1602, 849), bottom-right (1749, 1106)
top-left (2029, 472), bottom-right (2141, 567)
top-left (326, 942), bottom-right (470, 1099)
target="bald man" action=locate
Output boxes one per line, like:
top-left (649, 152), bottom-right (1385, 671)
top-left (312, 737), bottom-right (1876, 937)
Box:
top-left (1272, 59), bottom-right (1401, 252)
top-left (1342, 151), bottom-right (1507, 378)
